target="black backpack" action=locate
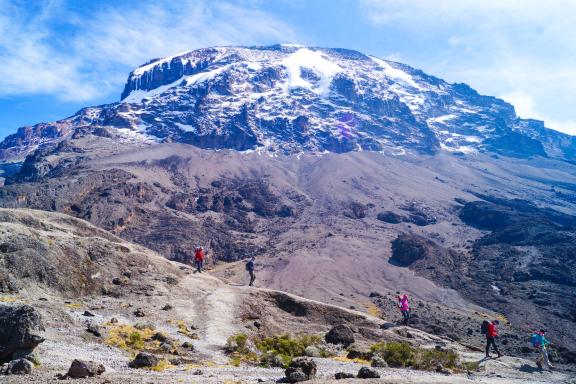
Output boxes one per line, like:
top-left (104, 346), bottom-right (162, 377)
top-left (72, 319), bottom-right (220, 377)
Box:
top-left (481, 320), bottom-right (490, 335)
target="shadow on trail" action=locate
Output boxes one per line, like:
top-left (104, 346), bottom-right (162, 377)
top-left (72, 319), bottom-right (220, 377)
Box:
top-left (519, 364), bottom-right (542, 373)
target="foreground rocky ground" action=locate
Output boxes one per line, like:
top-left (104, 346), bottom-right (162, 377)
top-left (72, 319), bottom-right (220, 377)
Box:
top-left (0, 209), bottom-right (574, 383)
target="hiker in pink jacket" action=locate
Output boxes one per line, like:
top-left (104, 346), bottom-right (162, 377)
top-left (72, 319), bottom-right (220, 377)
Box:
top-left (398, 294), bottom-right (410, 325)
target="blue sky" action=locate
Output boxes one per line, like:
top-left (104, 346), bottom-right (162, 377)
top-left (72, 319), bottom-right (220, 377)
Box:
top-left (1, 0), bottom-right (575, 138)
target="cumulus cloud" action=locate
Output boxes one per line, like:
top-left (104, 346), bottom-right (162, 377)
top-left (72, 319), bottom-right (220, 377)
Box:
top-left (0, 0), bottom-right (296, 102)
top-left (359, 0), bottom-right (576, 135)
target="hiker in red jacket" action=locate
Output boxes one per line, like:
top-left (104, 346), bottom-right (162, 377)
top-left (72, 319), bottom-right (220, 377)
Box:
top-left (193, 246), bottom-right (205, 273)
top-left (486, 320), bottom-right (502, 358)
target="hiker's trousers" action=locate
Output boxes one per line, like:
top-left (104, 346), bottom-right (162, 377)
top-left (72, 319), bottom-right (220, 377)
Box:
top-left (485, 337), bottom-right (500, 356)
top-left (537, 346), bottom-right (551, 369)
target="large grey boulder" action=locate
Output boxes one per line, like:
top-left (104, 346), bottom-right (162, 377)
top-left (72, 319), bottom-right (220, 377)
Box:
top-left (357, 366), bottom-right (380, 379)
top-left (66, 359), bottom-right (105, 378)
top-left (129, 352), bottom-right (159, 368)
top-left (284, 357), bottom-right (317, 382)
top-left (0, 305), bottom-right (45, 363)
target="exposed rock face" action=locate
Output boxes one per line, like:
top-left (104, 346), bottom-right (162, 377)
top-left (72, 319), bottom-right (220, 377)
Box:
top-left (0, 208), bottom-right (181, 297)
top-left (390, 234), bottom-right (430, 266)
top-left (66, 359), bottom-right (105, 378)
top-left (0, 305), bottom-right (45, 363)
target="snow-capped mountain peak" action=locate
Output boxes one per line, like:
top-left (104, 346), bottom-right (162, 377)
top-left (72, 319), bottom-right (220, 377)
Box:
top-left (1, 45), bottom-right (575, 161)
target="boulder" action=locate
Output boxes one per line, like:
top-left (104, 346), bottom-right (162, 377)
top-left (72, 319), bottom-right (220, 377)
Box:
top-left (6, 358), bottom-right (33, 375)
top-left (129, 352), bottom-right (159, 368)
top-left (335, 372), bottom-right (355, 379)
top-left (152, 332), bottom-right (168, 342)
top-left (371, 356), bottom-right (388, 368)
top-left (0, 305), bottom-right (45, 363)
top-left (181, 341), bottom-right (194, 350)
top-left (304, 346), bottom-right (321, 358)
top-left (285, 357), bottom-right (317, 382)
top-left (86, 323), bottom-right (101, 337)
top-left (66, 359), bottom-right (105, 378)
top-left (357, 366), bottom-right (380, 379)
top-left (133, 308), bottom-right (145, 317)
top-left (346, 345), bottom-right (370, 360)
top-left (325, 324), bottom-right (355, 346)
top-left (285, 368), bottom-right (308, 382)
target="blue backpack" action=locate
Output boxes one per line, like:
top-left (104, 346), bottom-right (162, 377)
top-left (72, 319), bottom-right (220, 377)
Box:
top-left (531, 334), bottom-right (541, 348)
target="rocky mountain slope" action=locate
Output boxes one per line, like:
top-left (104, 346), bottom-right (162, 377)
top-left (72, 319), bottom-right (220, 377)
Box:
top-left (0, 45), bottom-right (575, 370)
top-left (2, 45), bottom-right (576, 162)
top-left (1, 208), bottom-right (573, 383)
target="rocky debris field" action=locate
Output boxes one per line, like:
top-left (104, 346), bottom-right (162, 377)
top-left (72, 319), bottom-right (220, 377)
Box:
top-left (0, 208), bottom-right (574, 383)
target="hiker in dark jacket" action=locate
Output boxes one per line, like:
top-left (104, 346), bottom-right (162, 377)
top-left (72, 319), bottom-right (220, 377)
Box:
top-left (246, 256), bottom-right (255, 286)
top-left (485, 320), bottom-right (502, 358)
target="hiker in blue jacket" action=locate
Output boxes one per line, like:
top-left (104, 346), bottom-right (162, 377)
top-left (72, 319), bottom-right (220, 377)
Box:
top-left (531, 329), bottom-right (553, 370)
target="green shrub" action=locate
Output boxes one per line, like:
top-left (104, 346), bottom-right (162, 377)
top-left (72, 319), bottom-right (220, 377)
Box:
top-left (370, 342), bottom-right (414, 367)
top-left (255, 334), bottom-right (322, 367)
top-left (129, 331), bottom-right (144, 350)
top-left (225, 333), bottom-right (258, 366)
top-left (226, 333), bottom-right (250, 354)
top-left (413, 348), bottom-right (459, 370)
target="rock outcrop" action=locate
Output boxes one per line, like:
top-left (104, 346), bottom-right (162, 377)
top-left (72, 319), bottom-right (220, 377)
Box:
top-left (0, 305), bottom-right (45, 363)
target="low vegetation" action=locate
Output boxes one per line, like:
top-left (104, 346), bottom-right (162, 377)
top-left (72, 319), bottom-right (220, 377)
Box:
top-left (226, 333), bottom-right (258, 366)
top-left (412, 348), bottom-right (458, 370)
top-left (255, 334), bottom-right (322, 367)
top-left (150, 359), bottom-right (173, 372)
top-left (370, 342), bottom-right (464, 371)
top-left (106, 323), bottom-right (158, 352)
top-left (370, 342), bottom-right (415, 367)
top-left (225, 333), bottom-right (324, 367)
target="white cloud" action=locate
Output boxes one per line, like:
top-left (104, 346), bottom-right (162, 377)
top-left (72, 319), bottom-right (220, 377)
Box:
top-left (0, 0), bottom-right (296, 102)
top-left (359, 0), bottom-right (576, 136)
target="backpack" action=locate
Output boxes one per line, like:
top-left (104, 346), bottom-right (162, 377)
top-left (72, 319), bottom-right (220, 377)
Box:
top-left (531, 334), bottom-right (541, 348)
top-left (481, 320), bottom-right (490, 335)
top-left (245, 260), bottom-right (253, 271)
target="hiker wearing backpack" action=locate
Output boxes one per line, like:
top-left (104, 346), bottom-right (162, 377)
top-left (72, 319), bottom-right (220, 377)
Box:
top-left (531, 329), bottom-right (553, 370)
top-left (397, 294), bottom-right (410, 326)
top-left (481, 319), bottom-right (502, 358)
top-left (246, 256), bottom-right (256, 286)
top-left (193, 246), bottom-right (205, 273)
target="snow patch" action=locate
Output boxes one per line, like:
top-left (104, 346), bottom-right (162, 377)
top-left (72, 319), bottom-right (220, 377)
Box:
top-left (281, 48), bottom-right (343, 97)
top-left (370, 56), bottom-right (421, 90)
top-left (174, 122), bottom-right (195, 132)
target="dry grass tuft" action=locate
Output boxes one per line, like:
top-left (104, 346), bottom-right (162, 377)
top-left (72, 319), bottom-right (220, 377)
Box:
top-left (105, 324), bottom-right (157, 351)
